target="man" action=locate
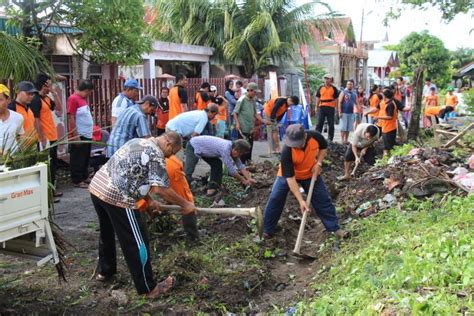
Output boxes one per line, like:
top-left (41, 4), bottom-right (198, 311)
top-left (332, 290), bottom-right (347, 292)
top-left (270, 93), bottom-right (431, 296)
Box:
top-left (338, 123), bottom-right (380, 181)
top-left (263, 124), bottom-right (345, 238)
top-left (233, 82), bottom-right (266, 164)
top-left (422, 77), bottom-right (437, 97)
top-left (8, 81), bottom-right (37, 146)
top-left (315, 74), bottom-right (340, 141)
top-left (156, 87), bottom-right (170, 136)
top-left (263, 96), bottom-right (299, 154)
top-left (166, 103), bottom-right (219, 138)
top-left (444, 86), bottom-right (458, 112)
top-left (395, 77), bottom-right (411, 128)
top-left (30, 74), bottom-right (63, 199)
top-left (67, 80), bottom-right (94, 188)
top-left (194, 82), bottom-right (211, 110)
top-left (111, 78), bottom-right (142, 126)
top-left (107, 95), bottom-right (158, 158)
top-left (0, 84), bottom-right (24, 154)
top-left (166, 155), bottom-right (199, 240)
top-left (337, 80), bottom-right (357, 144)
top-left (185, 137), bottom-right (255, 197)
top-left (169, 73), bottom-right (188, 120)
top-left (89, 132), bottom-right (197, 298)
top-left (208, 85), bottom-right (227, 137)
top-left (373, 89), bottom-right (398, 156)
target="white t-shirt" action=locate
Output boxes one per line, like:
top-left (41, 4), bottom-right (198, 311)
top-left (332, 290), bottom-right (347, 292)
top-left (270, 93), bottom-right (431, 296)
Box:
top-left (111, 93), bottom-right (134, 119)
top-left (0, 110), bottom-right (24, 154)
top-left (165, 110), bottom-right (209, 137)
top-left (350, 123), bottom-right (379, 149)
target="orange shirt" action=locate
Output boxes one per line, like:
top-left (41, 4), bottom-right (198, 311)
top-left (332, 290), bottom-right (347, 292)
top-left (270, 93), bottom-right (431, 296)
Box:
top-left (169, 85), bottom-right (186, 120)
top-left (424, 95), bottom-right (438, 107)
top-left (317, 85), bottom-right (338, 107)
top-left (277, 138), bottom-right (319, 180)
top-left (425, 106), bottom-right (442, 117)
top-left (195, 91), bottom-right (210, 111)
top-left (13, 102), bottom-right (38, 143)
top-left (368, 94), bottom-right (380, 118)
top-left (216, 103), bottom-right (227, 121)
top-left (38, 96), bottom-right (58, 141)
top-left (166, 155), bottom-right (193, 203)
top-left (445, 93), bottom-right (458, 107)
top-left (264, 97), bottom-right (288, 119)
top-left (378, 100), bottom-right (398, 133)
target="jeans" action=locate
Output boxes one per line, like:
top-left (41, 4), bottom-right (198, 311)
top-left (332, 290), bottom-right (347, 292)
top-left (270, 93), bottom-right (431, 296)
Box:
top-left (184, 143), bottom-right (223, 189)
top-left (49, 140), bottom-right (58, 188)
top-left (316, 106), bottom-right (335, 141)
top-left (264, 176), bottom-right (340, 235)
top-left (70, 136), bottom-right (91, 184)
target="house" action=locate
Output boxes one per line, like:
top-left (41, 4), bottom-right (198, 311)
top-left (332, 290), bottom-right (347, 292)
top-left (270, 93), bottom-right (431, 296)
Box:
top-left (367, 49), bottom-right (399, 86)
top-left (453, 61), bottom-right (474, 88)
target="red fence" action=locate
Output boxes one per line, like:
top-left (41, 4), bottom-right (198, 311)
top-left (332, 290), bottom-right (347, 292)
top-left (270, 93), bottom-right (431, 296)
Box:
top-left (5, 77), bottom-right (265, 128)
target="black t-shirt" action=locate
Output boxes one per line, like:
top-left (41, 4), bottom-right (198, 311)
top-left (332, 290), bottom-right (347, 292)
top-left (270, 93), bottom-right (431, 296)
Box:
top-left (280, 130), bottom-right (328, 178)
top-left (177, 86), bottom-right (187, 103)
top-left (29, 93), bottom-right (56, 118)
top-left (158, 97), bottom-right (169, 112)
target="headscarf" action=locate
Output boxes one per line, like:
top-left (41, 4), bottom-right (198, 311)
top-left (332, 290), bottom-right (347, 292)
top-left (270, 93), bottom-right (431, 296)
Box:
top-left (0, 84), bottom-right (10, 97)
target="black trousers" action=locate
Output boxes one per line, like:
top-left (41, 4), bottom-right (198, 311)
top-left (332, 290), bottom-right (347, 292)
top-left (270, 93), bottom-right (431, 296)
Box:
top-left (238, 132), bottom-right (253, 164)
top-left (90, 155), bottom-right (108, 172)
top-left (91, 194), bottom-right (156, 294)
top-left (316, 106), bottom-right (335, 141)
top-left (185, 143), bottom-right (223, 189)
top-left (70, 136), bottom-right (91, 184)
top-left (49, 140), bottom-right (58, 188)
top-left (344, 145), bottom-right (376, 165)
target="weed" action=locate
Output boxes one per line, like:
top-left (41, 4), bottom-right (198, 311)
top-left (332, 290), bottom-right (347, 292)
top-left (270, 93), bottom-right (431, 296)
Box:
top-left (375, 143), bottom-right (415, 166)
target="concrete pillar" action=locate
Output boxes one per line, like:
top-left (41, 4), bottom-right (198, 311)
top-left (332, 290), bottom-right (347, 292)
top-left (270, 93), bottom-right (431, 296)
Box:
top-left (144, 58), bottom-right (156, 79)
top-left (362, 59), bottom-right (368, 89)
top-left (201, 62), bottom-right (210, 79)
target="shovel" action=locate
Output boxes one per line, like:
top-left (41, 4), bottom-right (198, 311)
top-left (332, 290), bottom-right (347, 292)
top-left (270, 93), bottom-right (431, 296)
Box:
top-left (292, 172), bottom-right (318, 260)
top-left (158, 205), bottom-right (264, 239)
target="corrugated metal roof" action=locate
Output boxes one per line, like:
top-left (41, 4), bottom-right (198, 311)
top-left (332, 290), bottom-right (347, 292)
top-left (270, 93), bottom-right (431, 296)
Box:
top-left (368, 50), bottom-right (394, 68)
top-left (0, 17), bottom-right (81, 36)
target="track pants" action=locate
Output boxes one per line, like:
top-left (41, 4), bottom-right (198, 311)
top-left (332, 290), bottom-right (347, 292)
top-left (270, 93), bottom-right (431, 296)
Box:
top-left (91, 194), bottom-right (156, 294)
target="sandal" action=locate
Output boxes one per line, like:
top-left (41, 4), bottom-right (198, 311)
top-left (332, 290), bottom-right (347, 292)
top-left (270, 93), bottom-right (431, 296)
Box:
top-left (74, 182), bottom-right (89, 189)
top-left (147, 276), bottom-right (176, 299)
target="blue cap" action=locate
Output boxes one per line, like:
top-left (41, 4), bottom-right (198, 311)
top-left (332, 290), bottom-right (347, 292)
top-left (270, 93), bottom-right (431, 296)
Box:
top-left (124, 78), bottom-right (143, 90)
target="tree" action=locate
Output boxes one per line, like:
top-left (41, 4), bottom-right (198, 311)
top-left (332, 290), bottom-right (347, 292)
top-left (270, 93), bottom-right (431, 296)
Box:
top-left (450, 47), bottom-right (474, 70)
top-left (0, 32), bottom-right (54, 82)
top-left (1, 0), bottom-right (151, 65)
top-left (150, 0), bottom-right (333, 77)
top-left (401, 0), bottom-right (473, 22)
top-left (396, 31), bottom-right (452, 88)
top-left (299, 64), bottom-right (325, 93)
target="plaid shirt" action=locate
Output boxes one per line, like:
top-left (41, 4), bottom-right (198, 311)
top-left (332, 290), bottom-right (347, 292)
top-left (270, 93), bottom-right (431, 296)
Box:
top-left (107, 104), bottom-right (151, 157)
top-left (90, 138), bottom-right (169, 209)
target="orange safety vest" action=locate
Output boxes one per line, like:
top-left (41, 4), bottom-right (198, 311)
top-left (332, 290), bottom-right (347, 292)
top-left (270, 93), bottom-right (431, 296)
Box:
top-left (166, 155), bottom-right (194, 203)
top-left (445, 94), bottom-right (458, 107)
top-left (194, 91), bottom-right (210, 111)
top-left (425, 106), bottom-right (442, 117)
top-left (368, 94), bottom-right (380, 118)
top-left (39, 96), bottom-right (58, 141)
top-left (14, 102), bottom-right (38, 143)
top-left (264, 97), bottom-right (288, 119)
top-left (169, 85), bottom-right (184, 119)
top-left (318, 85), bottom-right (337, 107)
top-left (378, 100), bottom-right (398, 133)
top-left (277, 137), bottom-right (319, 180)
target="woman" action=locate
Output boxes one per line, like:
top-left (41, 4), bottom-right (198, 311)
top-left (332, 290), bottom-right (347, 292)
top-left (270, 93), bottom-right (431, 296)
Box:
top-left (224, 80), bottom-right (238, 139)
top-left (354, 85), bottom-right (366, 129)
top-left (367, 84), bottom-right (381, 124)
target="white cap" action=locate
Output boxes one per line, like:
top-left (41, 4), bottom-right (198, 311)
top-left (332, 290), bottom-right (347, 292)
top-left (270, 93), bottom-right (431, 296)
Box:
top-left (210, 85), bottom-right (217, 92)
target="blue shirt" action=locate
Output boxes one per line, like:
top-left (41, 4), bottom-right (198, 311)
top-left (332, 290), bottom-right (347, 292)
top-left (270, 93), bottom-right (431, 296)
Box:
top-left (341, 89), bottom-right (357, 114)
top-left (165, 110), bottom-right (209, 137)
top-left (107, 104), bottom-right (151, 157)
top-left (111, 93), bottom-right (134, 119)
top-left (189, 136), bottom-right (245, 176)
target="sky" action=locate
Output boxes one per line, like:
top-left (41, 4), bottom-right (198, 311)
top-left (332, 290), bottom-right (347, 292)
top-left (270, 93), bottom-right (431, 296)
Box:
top-left (296, 0), bottom-right (474, 51)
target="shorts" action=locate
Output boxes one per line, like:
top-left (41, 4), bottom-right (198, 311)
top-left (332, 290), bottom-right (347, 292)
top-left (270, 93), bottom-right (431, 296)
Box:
top-left (344, 145), bottom-right (376, 165)
top-left (216, 120), bottom-right (226, 138)
top-left (354, 113), bottom-right (363, 124)
top-left (382, 130), bottom-right (397, 150)
top-left (340, 113), bottom-right (355, 132)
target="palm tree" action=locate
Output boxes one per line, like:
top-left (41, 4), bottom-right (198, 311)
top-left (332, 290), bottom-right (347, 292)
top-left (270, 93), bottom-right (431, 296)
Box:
top-left (0, 32), bottom-right (54, 82)
top-left (149, 0), bottom-right (334, 77)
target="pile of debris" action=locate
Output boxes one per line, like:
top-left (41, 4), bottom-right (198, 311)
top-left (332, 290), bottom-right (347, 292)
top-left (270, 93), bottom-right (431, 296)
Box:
top-left (336, 147), bottom-right (472, 218)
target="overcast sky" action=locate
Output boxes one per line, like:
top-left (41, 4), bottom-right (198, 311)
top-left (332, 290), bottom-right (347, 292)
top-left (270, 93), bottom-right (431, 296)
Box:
top-left (297, 0), bottom-right (474, 51)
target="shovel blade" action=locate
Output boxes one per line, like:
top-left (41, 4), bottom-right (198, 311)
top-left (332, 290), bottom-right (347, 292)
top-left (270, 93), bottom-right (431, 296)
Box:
top-left (292, 251), bottom-right (317, 261)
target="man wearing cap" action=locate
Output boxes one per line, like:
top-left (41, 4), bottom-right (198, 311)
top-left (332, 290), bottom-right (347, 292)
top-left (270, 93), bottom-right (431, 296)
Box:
top-left (263, 124), bottom-right (346, 239)
top-left (30, 73), bottom-right (63, 200)
top-left (165, 103), bottom-right (219, 139)
top-left (444, 86), bottom-right (458, 115)
top-left (0, 84), bottom-right (24, 154)
top-left (8, 81), bottom-right (38, 146)
top-left (111, 78), bottom-right (142, 126)
top-left (233, 82), bottom-right (266, 164)
top-left (67, 80), bottom-right (95, 188)
top-left (315, 74), bottom-right (340, 141)
top-left (107, 95), bottom-right (158, 158)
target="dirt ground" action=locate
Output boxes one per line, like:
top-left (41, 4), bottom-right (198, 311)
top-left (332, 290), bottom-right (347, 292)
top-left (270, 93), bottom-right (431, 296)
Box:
top-left (0, 140), bottom-right (351, 314)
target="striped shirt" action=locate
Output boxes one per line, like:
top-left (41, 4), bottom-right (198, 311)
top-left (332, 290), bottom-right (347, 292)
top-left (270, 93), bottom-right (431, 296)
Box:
top-left (111, 93), bottom-right (134, 119)
top-left (90, 138), bottom-right (169, 209)
top-left (107, 104), bottom-right (150, 157)
top-left (189, 136), bottom-right (245, 176)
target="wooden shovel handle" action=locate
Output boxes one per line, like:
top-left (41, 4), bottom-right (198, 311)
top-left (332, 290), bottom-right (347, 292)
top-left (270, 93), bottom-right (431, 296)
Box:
top-left (293, 172), bottom-right (318, 254)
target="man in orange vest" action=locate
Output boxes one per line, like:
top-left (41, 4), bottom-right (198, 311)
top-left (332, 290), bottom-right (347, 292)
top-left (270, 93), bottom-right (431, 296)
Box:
top-left (169, 73), bottom-right (188, 119)
top-left (315, 74), bottom-right (340, 141)
top-left (263, 124), bottom-right (346, 239)
top-left (194, 82), bottom-right (211, 110)
top-left (8, 81), bottom-right (38, 146)
top-left (264, 96), bottom-right (299, 154)
top-left (373, 89), bottom-right (398, 156)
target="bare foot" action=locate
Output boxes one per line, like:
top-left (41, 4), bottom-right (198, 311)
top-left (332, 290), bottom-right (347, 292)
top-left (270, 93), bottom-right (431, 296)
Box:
top-left (146, 276), bottom-right (176, 299)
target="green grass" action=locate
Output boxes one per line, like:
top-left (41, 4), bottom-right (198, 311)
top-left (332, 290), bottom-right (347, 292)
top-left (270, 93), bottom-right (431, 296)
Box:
top-left (375, 143), bottom-right (415, 167)
top-left (296, 194), bottom-right (474, 315)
